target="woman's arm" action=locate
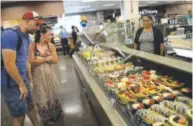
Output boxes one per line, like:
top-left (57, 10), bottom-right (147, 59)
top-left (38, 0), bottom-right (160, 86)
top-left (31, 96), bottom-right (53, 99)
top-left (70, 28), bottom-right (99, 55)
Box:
top-left (160, 43), bottom-right (164, 56)
top-left (46, 43), bottom-right (58, 64)
top-left (27, 60), bottom-right (32, 81)
top-left (133, 29), bottom-right (140, 49)
top-left (157, 28), bottom-right (164, 56)
top-left (29, 43), bottom-right (46, 65)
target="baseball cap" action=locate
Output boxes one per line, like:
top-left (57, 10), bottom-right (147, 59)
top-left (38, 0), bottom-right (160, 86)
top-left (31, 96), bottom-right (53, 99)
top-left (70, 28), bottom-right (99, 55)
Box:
top-left (22, 11), bottom-right (45, 25)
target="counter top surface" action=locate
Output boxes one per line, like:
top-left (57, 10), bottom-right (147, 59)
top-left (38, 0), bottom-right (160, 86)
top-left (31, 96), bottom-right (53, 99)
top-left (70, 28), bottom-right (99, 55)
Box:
top-left (73, 55), bottom-right (127, 126)
top-left (100, 43), bottom-right (192, 74)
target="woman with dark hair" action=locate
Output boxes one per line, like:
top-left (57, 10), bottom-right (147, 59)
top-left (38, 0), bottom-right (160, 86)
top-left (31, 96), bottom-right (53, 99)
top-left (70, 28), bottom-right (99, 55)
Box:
top-left (134, 15), bottom-right (164, 55)
top-left (29, 25), bottom-right (63, 125)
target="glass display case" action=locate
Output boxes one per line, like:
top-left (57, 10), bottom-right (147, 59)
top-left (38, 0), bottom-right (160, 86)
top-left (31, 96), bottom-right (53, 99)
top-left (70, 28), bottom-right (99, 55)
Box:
top-left (73, 33), bottom-right (192, 126)
top-left (82, 21), bottom-right (135, 46)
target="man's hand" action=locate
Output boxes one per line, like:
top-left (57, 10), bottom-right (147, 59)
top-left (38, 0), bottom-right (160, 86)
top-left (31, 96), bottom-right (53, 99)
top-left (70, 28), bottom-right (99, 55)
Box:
top-left (19, 84), bottom-right (28, 100)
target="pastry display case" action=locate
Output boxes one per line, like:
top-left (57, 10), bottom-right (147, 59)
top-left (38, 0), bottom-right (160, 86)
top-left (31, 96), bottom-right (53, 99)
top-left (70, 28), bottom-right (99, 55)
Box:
top-left (73, 32), bottom-right (192, 126)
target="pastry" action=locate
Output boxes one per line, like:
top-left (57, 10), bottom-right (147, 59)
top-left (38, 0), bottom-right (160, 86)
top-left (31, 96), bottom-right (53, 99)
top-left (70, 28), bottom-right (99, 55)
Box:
top-left (169, 115), bottom-right (188, 126)
top-left (136, 109), bottom-right (168, 125)
top-left (150, 104), bottom-right (176, 118)
top-left (132, 103), bottom-right (144, 110)
top-left (116, 90), bottom-right (136, 104)
top-left (181, 88), bottom-right (192, 96)
top-left (142, 99), bottom-right (155, 108)
top-left (160, 101), bottom-right (189, 115)
top-left (152, 96), bottom-right (164, 103)
top-left (175, 96), bottom-right (192, 107)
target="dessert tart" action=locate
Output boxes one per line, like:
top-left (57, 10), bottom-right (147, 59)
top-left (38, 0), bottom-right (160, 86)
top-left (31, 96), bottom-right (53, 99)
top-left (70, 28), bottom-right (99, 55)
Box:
top-left (169, 115), bottom-right (188, 126)
top-left (160, 76), bottom-right (184, 88)
top-left (105, 80), bottom-right (117, 92)
top-left (136, 109), bottom-right (168, 125)
top-left (142, 99), bottom-right (155, 107)
top-left (160, 101), bottom-right (189, 116)
top-left (116, 90), bottom-right (136, 104)
top-left (150, 104), bottom-right (176, 118)
top-left (152, 96), bottom-right (164, 103)
top-left (130, 102), bottom-right (144, 114)
top-left (172, 90), bottom-right (183, 96)
top-left (129, 86), bottom-right (148, 99)
top-left (153, 122), bottom-right (170, 126)
top-left (181, 88), bottom-right (192, 96)
top-left (175, 96), bottom-right (192, 108)
top-left (162, 92), bottom-right (176, 100)
top-left (142, 70), bottom-right (151, 77)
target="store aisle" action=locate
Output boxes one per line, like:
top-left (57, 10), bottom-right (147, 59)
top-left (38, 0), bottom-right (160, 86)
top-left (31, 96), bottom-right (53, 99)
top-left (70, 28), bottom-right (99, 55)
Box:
top-left (2, 56), bottom-right (98, 126)
top-left (53, 55), bottom-right (98, 126)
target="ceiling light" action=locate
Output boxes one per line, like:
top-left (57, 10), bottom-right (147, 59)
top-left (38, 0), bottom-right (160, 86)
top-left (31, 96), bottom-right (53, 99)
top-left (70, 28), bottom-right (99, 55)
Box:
top-left (166, 0), bottom-right (176, 2)
top-left (102, 4), bottom-right (115, 7)
top-left (140, 4), bottom-right (147, 7)
top-left (77, 6), bottom-right (91, 9)
top-left (148, 1), bottom-right (157, 4)
top-left (82, 0), bottom-right (96, 2)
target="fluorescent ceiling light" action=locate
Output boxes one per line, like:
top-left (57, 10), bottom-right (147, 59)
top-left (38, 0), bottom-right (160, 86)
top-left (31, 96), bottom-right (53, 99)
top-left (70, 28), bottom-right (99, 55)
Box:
top-left (166, 0), bottom-right (176, 2)
top-left (140, 4), bottom-right (147, 7)
top-left (82, 0), bottom-right (96, 2)
top-left (148, 1), bottom-right (157, 4)
top-left (102, 4), bottom-right (115, 7)
top-left (77, 5), bottom-right (91, 9)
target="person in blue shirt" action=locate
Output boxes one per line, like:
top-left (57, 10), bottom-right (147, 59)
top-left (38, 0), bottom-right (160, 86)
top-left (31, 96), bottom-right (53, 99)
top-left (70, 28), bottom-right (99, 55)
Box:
top-left (184, 10), bottom-right (192, 26)
top-left (1, 11), bottom-right (44, 126)
top-left (59, 26), bottom-right (69, 55)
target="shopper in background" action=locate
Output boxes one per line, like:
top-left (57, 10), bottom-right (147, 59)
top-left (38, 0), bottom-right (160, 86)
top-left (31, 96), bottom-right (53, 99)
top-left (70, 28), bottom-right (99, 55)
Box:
top-left (29, 25), bottom-right (63, 125)
top-left (134, 15), bottom-right (164, 55)
top-left (99, 23), bottom-right (104, 30)
top-left (1, 26), bottom-right (4, 32)
top-left (1, 11), bottom-right (43, 126)
top-left (69, 25), bottom-right (79, 57)
top-left (59, 26), bottom-right (69, 55)
top-left (51, 33), bottom-right (55, 44)
top-left (184, 10), bottom-right (192, 26)
top-left (72, 26), bottom-right (79, 45)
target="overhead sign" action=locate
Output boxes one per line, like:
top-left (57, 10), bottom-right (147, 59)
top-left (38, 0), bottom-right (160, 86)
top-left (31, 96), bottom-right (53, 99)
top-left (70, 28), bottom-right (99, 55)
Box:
top-left (140, 10), bottom-right (158, 15)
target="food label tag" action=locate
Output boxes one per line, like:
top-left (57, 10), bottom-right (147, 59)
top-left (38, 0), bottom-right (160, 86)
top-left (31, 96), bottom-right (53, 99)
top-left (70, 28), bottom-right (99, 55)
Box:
top-left (110, 98), bottom-right (116, 108)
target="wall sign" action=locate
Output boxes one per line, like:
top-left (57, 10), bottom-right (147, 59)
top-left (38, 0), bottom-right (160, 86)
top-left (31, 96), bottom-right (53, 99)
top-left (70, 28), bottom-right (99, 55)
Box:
top-left (140, 10), bottom-right (158, 15)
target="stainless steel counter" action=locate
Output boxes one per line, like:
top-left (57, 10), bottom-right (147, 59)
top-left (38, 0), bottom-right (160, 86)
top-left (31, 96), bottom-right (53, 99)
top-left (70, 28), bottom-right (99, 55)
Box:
top-left (73, 55), bottom-right (127, 126)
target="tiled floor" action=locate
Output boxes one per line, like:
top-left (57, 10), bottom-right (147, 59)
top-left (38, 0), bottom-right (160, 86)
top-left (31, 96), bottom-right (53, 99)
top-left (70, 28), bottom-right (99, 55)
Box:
top-left (1, 56), bottom-right (98, 126)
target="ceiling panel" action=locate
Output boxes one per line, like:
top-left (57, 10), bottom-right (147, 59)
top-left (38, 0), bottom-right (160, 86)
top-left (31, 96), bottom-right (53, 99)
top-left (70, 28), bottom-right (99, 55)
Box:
top-left (64, 1), bottom-right (120, 14)
top-left (2, 0), bottom-right (191, 14)
top-left (64, 0), bottom-right (191, 14)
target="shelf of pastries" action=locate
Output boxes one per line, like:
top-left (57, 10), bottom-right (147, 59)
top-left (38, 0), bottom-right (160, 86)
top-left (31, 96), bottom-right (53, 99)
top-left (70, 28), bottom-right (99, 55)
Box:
top-left (73, 44), bottom-right (192, 126)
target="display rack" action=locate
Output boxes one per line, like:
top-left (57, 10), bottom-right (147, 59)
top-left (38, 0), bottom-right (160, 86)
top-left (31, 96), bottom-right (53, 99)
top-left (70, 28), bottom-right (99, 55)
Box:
top-left (73, 32), bottom-right (192, 126)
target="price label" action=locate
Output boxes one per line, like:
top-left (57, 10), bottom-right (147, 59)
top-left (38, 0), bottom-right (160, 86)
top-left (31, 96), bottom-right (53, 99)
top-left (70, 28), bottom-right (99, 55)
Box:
top-left (110, 98), bottom-right (116, 108)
